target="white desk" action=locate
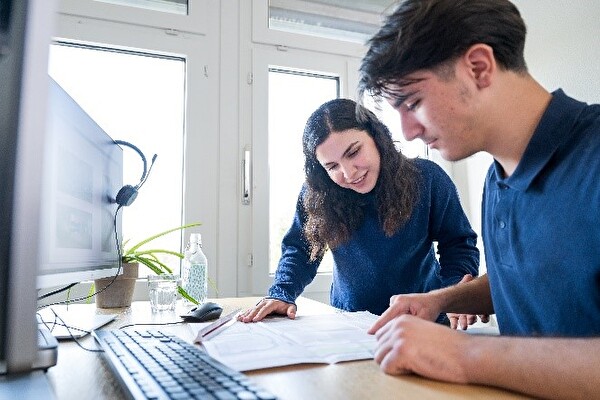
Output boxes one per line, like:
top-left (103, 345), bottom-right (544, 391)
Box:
top-left (44, 298), bottom-right (531, 399)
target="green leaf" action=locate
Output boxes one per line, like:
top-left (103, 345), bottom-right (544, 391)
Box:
top-left (124, 222), bottom-right (201, 255)
top-left (135, 257), bottom-right (166, 275)
top-left (178, 286), bottom-right (199, 305)
top-left (130, 249), bottom-right (184, 259)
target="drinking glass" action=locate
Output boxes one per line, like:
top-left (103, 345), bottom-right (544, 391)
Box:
top-left (147, 274), bottom-right (179, 312)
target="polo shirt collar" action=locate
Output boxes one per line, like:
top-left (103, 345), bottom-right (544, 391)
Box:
top-left (491, 89), bottom-right (585, 191)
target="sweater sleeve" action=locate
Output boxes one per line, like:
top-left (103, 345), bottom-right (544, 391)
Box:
top-left (267, 188), bottom-right (321, 304)
top-left (423, 160), bottom-right (480, 287)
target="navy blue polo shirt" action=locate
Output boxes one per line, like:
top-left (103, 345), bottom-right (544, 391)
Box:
top-left (483, 89), bottom-right (600, 336)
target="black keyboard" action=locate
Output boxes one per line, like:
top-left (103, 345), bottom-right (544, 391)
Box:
top-left (93, 329), bottom-right (277, 400)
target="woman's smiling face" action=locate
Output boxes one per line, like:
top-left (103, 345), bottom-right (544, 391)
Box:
top-left (315, 128), bottom-right (381, 194)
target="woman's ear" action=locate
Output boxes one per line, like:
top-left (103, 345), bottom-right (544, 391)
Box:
top-left (463, 44), bottom-right (496, 89)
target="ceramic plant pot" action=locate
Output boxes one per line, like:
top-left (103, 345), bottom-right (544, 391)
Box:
top-left (94, 262), bottom-right (139, 308)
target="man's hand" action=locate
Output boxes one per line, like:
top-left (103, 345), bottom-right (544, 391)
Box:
top-left (368, 292), bottom-right (442, 335)
top-left (373, 314), bottom-right (471, 383)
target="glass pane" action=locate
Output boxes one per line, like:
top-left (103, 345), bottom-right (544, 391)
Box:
top-left (269, 0), bottom-right (395, 43)
top-left (95, 0), bottom-right (188, 15)
top-left (268, 69), bottom-right (339, 274)
top-left (48, 43), bottom-right (186, 277)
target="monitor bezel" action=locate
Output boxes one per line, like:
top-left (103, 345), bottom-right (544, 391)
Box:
top-left (1, 0), bottom-right (58, 374)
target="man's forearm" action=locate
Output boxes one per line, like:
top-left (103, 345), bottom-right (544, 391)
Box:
top-left (464, 336), bottom-right (600, 399)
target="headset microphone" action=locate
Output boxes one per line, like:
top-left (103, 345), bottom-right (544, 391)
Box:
top-left (114, 140), bottom-right (157, 207)
top-left (138, 154), bottom-right (158, 191)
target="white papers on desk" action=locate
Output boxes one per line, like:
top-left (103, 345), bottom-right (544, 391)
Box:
top-left (197, 311), bottom-right (378, 372)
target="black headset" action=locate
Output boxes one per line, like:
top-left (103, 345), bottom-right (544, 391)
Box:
top-left (114, 140), bottom-right (157, 207)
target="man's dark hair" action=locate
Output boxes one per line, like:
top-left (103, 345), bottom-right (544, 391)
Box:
top-left (358, 0), bottom-right (527, 100)
top-left (302, 98), bottom-right (419, 261)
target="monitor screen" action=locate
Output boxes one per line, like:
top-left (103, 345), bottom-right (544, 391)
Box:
top-left (36, 78), bottom-right (123, 289)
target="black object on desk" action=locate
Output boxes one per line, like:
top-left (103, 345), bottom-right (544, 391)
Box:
top-left (180, 302), bottom-right (223, 322)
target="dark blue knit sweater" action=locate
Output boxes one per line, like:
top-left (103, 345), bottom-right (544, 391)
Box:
top-left (268, 158), bottom-right (479, 315)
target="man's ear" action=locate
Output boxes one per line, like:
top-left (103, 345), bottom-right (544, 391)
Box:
top-left (463, 44), bottom-right (496, 89)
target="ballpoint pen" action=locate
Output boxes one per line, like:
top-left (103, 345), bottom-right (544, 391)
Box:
top-left (194, 308), bottom-right (241, 343)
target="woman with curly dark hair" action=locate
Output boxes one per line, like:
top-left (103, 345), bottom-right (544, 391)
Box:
top-left (239, 98), bottom-right (479, 323)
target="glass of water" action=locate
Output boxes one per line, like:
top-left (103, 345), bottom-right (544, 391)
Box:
top-left (147, 274), bottom-right (179, 312)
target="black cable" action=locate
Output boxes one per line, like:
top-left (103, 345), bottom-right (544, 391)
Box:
top-left (37, 310), bottom-right (104, 353)
top-left (118, 321), bottom-right (185, 330)
top-left (38, 282), bottom-right (78, 300)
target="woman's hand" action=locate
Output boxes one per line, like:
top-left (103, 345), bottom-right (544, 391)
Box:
top-left (237, 298), bottom-right (297, 323)
top-left (447, 274), bottom-right (490, 330)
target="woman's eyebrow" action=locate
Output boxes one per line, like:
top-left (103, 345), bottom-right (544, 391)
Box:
top-left (320, 140), bottom-right (360, 168)
top-left (342, 141), bottom-right (360, 158)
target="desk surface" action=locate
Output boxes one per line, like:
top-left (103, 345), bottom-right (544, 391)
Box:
top-left (45, 297), bottom-right (531, 400)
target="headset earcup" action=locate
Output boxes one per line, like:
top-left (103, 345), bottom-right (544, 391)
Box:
top-left (116, 185), bottom-right (138, 207)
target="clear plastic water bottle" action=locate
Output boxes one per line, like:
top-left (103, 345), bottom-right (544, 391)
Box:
top-left (182, 233), bottom-right (208, 305)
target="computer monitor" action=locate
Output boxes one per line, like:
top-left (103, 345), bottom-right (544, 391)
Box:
top-left (36, 77), bottom-right (123, 289)
top-left (1, 0), bottom-right (122, 375)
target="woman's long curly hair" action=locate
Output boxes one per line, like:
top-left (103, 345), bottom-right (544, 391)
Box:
top-left (302, 98), bottom-right (420, 261)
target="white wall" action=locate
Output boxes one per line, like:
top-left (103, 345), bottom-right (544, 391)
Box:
top-left (516, 0), bottom-right (600, 104)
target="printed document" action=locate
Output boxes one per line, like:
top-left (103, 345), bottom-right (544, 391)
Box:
top-left (197, 311), bottom-right (378, 371)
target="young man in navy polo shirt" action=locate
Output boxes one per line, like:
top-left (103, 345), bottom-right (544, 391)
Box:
top-left (358, 0), bottom-right (600, 398)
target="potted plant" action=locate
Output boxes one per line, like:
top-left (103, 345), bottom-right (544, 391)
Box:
top-left (94, 222), bottom-right (202, 308)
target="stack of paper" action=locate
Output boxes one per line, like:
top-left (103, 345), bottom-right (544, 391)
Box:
top-left (199, 311), bottom-right (378, 371)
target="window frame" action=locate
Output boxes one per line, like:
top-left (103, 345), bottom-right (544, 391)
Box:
top-left (251, 0), bottom-right (367, 58)
top-left (59, 0), bottom-right (208, 35)
top-left (53, 2), bottom-right (218, 299)
top-left (248, 44), bottom-right (361, 301)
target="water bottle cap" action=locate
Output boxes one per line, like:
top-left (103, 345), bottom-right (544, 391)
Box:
top-left (190, 233), bottom-right (202, 244)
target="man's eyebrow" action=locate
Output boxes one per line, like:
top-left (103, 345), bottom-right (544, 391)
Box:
top-left (387, 90), bottom-right (417, 108)
top-left (383, 76), bottom-right (426, 107)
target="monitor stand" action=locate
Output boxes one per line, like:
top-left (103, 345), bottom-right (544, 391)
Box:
top-left (35, 314), bottom-right (59, 370)
top-left (0, 318), bottom-right (58, 398)
top-left (0, 317), bottom-right (59, 399)
top-left (0, 370), bottom-right (57, 400)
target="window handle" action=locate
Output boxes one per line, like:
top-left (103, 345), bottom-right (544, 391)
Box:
top-left (242, 147), bottom-right (251, 205)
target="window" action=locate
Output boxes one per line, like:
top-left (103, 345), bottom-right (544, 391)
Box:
top-left (59, 0), bottom-right (207, 36)
top-left (268, 0), bottom-right (388, 43)
top-left (48, 43), bottom-right (186, 276)
top-left (95, 0), bottom-right (188, 15)
top-left (268, 68), bottom-right (339, 274)
top-left (248, 45), bottom-right (353, 300)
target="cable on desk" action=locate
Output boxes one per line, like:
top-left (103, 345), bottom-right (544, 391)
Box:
top-left (118, 321), bottom-right (186, 330)
top-left (38, 309), bottom-right (104, 353)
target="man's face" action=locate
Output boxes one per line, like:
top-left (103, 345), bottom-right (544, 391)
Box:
top-left (384, 66), bottom-right (485, 162)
